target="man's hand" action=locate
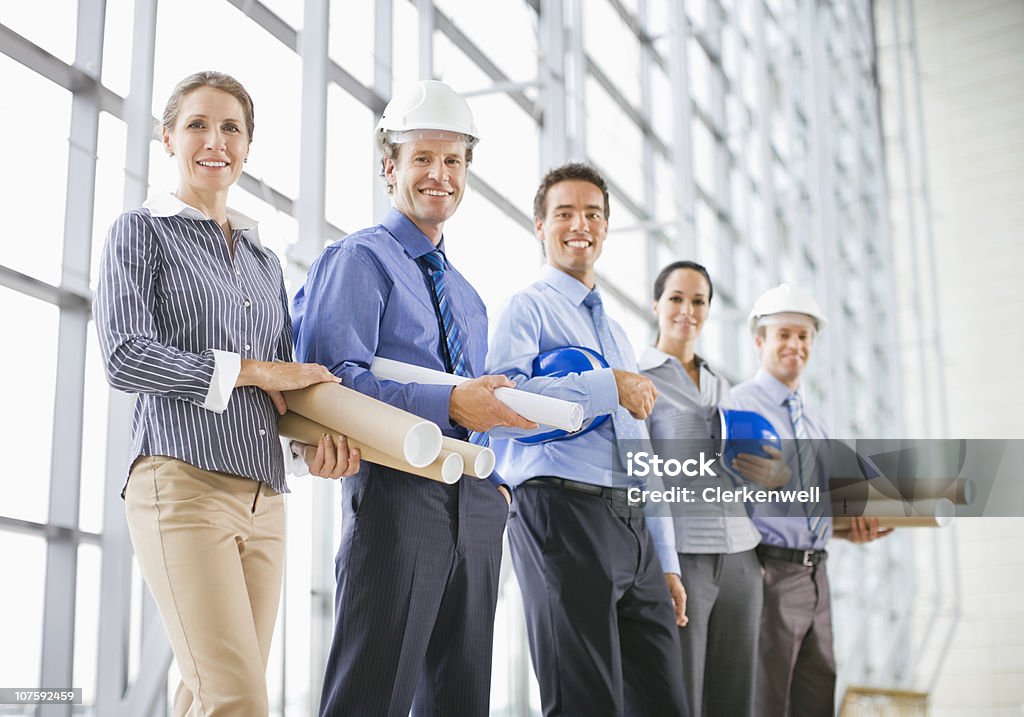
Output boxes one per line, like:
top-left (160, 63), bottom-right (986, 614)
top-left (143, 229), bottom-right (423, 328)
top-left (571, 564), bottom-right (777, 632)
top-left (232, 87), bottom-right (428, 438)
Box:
top-left (450, 375), bottom-right (538, 433)
top-left (613, 369), bottom-right (658, 420)
top-left (302, 434), bottom-right (361, 479)
top-left (731, 445), bottom-right (792, 489)
top-left (837, 516), bottom-right (894, 543)
top-left (666, 573), bottom-right (688, 627)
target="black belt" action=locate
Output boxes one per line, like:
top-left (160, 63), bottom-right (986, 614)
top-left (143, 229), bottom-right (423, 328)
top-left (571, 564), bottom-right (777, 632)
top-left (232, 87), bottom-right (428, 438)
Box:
top-left (757, 544), bottom-right (827, 567)
top-left (526, 476), bottom-right (643, 508)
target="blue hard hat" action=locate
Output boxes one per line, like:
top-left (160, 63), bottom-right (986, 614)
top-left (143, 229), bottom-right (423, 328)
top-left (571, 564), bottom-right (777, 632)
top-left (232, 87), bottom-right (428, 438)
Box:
top-left (718, 408), bottom-right (782, 469)
top-left (515, 346), bottom-right (611, 445)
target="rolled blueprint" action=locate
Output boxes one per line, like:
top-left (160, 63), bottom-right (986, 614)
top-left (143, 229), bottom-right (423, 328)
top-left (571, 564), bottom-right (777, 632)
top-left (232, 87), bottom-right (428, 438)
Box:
top-left (828, 477), bottom-right (973, 505)
top-left (371, 356), bottom-right (585, 432)
top-left (278, 411), bottom-right (463, 484)
top-left (442, 437), bottom-right (495, 479)
top-left (282, 382), bottom-right (442, 467)
top-left (832, 496), bottom-right (955, 523)
top-left (833, 515), bottom-right (951, 530)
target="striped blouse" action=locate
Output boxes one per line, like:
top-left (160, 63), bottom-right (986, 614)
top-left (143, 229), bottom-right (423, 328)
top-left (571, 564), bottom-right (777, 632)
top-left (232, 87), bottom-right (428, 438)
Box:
top-left (94, 193), bottom-right (292, 494)
top-left (639, 346), bottom-right (762, 554)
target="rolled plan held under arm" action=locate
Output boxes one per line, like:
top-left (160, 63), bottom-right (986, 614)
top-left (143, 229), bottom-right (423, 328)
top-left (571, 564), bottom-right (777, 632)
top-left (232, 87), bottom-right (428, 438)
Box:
top-left (370, 356), bottom-right (585, 432)
top-left (282, 381), bottom-right (442, 467)
top-left (278, 411), bottom-right (465, 484)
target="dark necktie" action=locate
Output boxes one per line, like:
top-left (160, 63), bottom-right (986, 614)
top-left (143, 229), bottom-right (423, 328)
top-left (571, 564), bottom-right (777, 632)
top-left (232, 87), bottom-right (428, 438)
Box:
top-left (421, 249), bottom-right (467, 377)
top-left (421, 250), bottom-right (487, 446)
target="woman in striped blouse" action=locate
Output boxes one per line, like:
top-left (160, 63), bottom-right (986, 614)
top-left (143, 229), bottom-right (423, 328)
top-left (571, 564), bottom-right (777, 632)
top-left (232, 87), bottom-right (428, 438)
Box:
top-left (95, 71), bottom-right (358, 717)
top-left (639, 261), bottom-right (789, 717)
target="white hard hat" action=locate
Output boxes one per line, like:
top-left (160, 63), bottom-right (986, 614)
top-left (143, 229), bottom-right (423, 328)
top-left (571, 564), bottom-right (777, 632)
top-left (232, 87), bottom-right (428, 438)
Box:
top-left (747, 283), bottom-right (827, 334)
top-left (376, 80), bottom-right (479, 147)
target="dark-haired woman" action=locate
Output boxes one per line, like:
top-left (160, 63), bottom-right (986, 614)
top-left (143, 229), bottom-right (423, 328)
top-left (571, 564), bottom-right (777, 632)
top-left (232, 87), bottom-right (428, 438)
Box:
top-left (640, 261), bottom-right (786, 717)
top-left (95, 71), bottom-right (358, 716)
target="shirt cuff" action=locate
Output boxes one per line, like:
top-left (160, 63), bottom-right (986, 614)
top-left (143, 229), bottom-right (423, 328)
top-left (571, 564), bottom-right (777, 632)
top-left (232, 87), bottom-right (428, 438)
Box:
top-left (203, 350), bottom-right (241, 412)
top-left (421, 383), bottom-right (456, 429)
top-left (648, 516), bottom-right (682, 574)
top-left (285, 439), bottom-right (310, 477)
top-left (583, 367), bottom-right (620, 416)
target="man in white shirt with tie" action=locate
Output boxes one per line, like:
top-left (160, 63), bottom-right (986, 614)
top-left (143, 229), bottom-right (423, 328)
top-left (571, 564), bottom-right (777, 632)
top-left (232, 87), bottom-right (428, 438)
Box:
top-left (729, 283), bottom-right (889, 716)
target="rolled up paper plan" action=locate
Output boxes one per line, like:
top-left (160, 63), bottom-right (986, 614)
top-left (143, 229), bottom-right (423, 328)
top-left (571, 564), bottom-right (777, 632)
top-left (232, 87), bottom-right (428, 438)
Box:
top-left (829, 477), bottom-right (974, 505)
top-left (282, 382), bottom-right (442, 468)
top-left (278, 411), bottom-right (463, 484)
top-left (441, 437), bottom-right (495, 479)
top-left (832, 496), bottom-right (955, 523)
top-left (371, 356), bottom-right (585, 432)
top-left (834, 515), bottom-right (951, 530)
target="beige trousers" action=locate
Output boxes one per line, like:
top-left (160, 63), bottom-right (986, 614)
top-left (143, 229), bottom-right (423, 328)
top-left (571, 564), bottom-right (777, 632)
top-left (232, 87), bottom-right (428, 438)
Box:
top-left (125, 456), bottom-right (285, 717)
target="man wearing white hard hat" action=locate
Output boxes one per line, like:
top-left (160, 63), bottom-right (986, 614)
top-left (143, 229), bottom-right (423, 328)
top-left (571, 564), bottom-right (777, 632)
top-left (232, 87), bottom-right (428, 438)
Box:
top-left (487, 163), bottom-right (688, 716)
top-left (292, 80), bottom-right (535, 717)
top-left (729, 283), bottom-right (889, 716)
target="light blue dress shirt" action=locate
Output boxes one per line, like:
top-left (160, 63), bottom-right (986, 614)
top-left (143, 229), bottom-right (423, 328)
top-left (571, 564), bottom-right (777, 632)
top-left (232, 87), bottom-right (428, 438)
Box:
top-left (291, 208), bottom-right (503, 489)
top-left (487, 265), bottom-right (680, 574)
top-left (728, 368), bottom-right (833, 550)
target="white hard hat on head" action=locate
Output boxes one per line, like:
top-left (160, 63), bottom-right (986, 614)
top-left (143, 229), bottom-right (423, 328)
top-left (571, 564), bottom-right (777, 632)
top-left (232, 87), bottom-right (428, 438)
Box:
top-left (748, 283), bottom-right (827, 334)
top-left (376, 80), bottom-right (479, 147)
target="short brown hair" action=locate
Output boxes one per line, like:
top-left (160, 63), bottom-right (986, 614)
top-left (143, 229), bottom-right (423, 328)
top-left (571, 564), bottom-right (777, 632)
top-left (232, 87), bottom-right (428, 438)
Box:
top-left (375, 132), bottom-right (474, 194)
top-left (161, 71), bottom-right (255, 141)
top-left (533, 162), bottom-right (610, 222)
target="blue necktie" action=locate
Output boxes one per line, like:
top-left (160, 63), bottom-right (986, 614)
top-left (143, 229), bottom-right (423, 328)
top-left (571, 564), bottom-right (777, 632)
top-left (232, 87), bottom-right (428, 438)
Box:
top-left (583, 289), bottom-right (646, 474)
top-left (421, 250), bottom-right (467, 377)
top-left (421, 250), bottom-right (487, 446)
top-left (786, 393), bottom-right (828, 542)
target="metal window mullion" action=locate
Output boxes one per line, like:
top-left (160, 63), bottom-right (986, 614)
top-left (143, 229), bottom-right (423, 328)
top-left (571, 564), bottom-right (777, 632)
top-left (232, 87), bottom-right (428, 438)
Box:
top-left (373, 0), bottom-right (394, 222)
top-left (40, 3), bottom-right (106, 716)
top-left (566, 0), bottom-right (587, 160)
top-left (292, 2), bottom-right (333, 714)
top-left (418, 0), bottom-right (434, 79)
top-left (868, 3), bottom-right (904, 437)
top-left (638, 0), bottom-right (658, 343)
top-left (538, 0), bottom-right (568, 167)
top-left (799, 0), bottom-right (844, 431)
top-left (94, 0), bottom-right (161, 714)
top-left (668, 0), bottom-right (696, 259)
top-left (906, 0), bottom-right (947, 438)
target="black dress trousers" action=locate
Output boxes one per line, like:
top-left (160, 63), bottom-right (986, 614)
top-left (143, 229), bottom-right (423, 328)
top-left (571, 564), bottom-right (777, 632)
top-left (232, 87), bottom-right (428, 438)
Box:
top-left (318, 464), bottom-right (508, 717)
top-left (508, 482), bottom-right (689, 717)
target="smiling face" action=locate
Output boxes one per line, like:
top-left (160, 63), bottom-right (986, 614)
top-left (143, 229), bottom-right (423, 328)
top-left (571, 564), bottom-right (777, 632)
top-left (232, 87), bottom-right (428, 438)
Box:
top-left (162, 86), bottom-right (249, 202)
top-left (654, 268), bottom-right (710, 347)
top-left (755, 320), bottom-right (816, 389)
top-left (536, 179), bottom-right (608, 287)
top-left (384, 139), bottom-right (467, 244)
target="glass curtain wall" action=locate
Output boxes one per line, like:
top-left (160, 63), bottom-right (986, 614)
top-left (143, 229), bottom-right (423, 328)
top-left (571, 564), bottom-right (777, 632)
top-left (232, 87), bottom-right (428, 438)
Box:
top-left (0, 1), bottom-right (907, 715)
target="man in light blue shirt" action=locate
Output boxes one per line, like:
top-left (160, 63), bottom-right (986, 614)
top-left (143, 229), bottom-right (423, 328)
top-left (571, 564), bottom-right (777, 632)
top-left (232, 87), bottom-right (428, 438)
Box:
top-left (730, 283), bottom-right (888, 716)
top-left (488, 163), bottom-right (688, 716)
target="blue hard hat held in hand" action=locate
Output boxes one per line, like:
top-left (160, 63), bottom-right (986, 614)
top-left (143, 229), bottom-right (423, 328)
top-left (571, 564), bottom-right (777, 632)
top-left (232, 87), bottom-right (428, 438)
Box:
top-left (718, 408), bottom-right (782, 470)
top-left (515, 346), bottom-right (612, 445)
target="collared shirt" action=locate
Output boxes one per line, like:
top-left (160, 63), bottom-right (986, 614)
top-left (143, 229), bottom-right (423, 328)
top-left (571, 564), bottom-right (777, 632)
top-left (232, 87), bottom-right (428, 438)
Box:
top-left (639, 346), bottom-right (762, 554)
top-left (291, 208), bottom-right (503, 488)
top-left (95, 193), bottom-right (292, 493)
top-left (728, 368), bottom-right (833, 549)
top-left (487, 265), bottom-right (679, 574)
